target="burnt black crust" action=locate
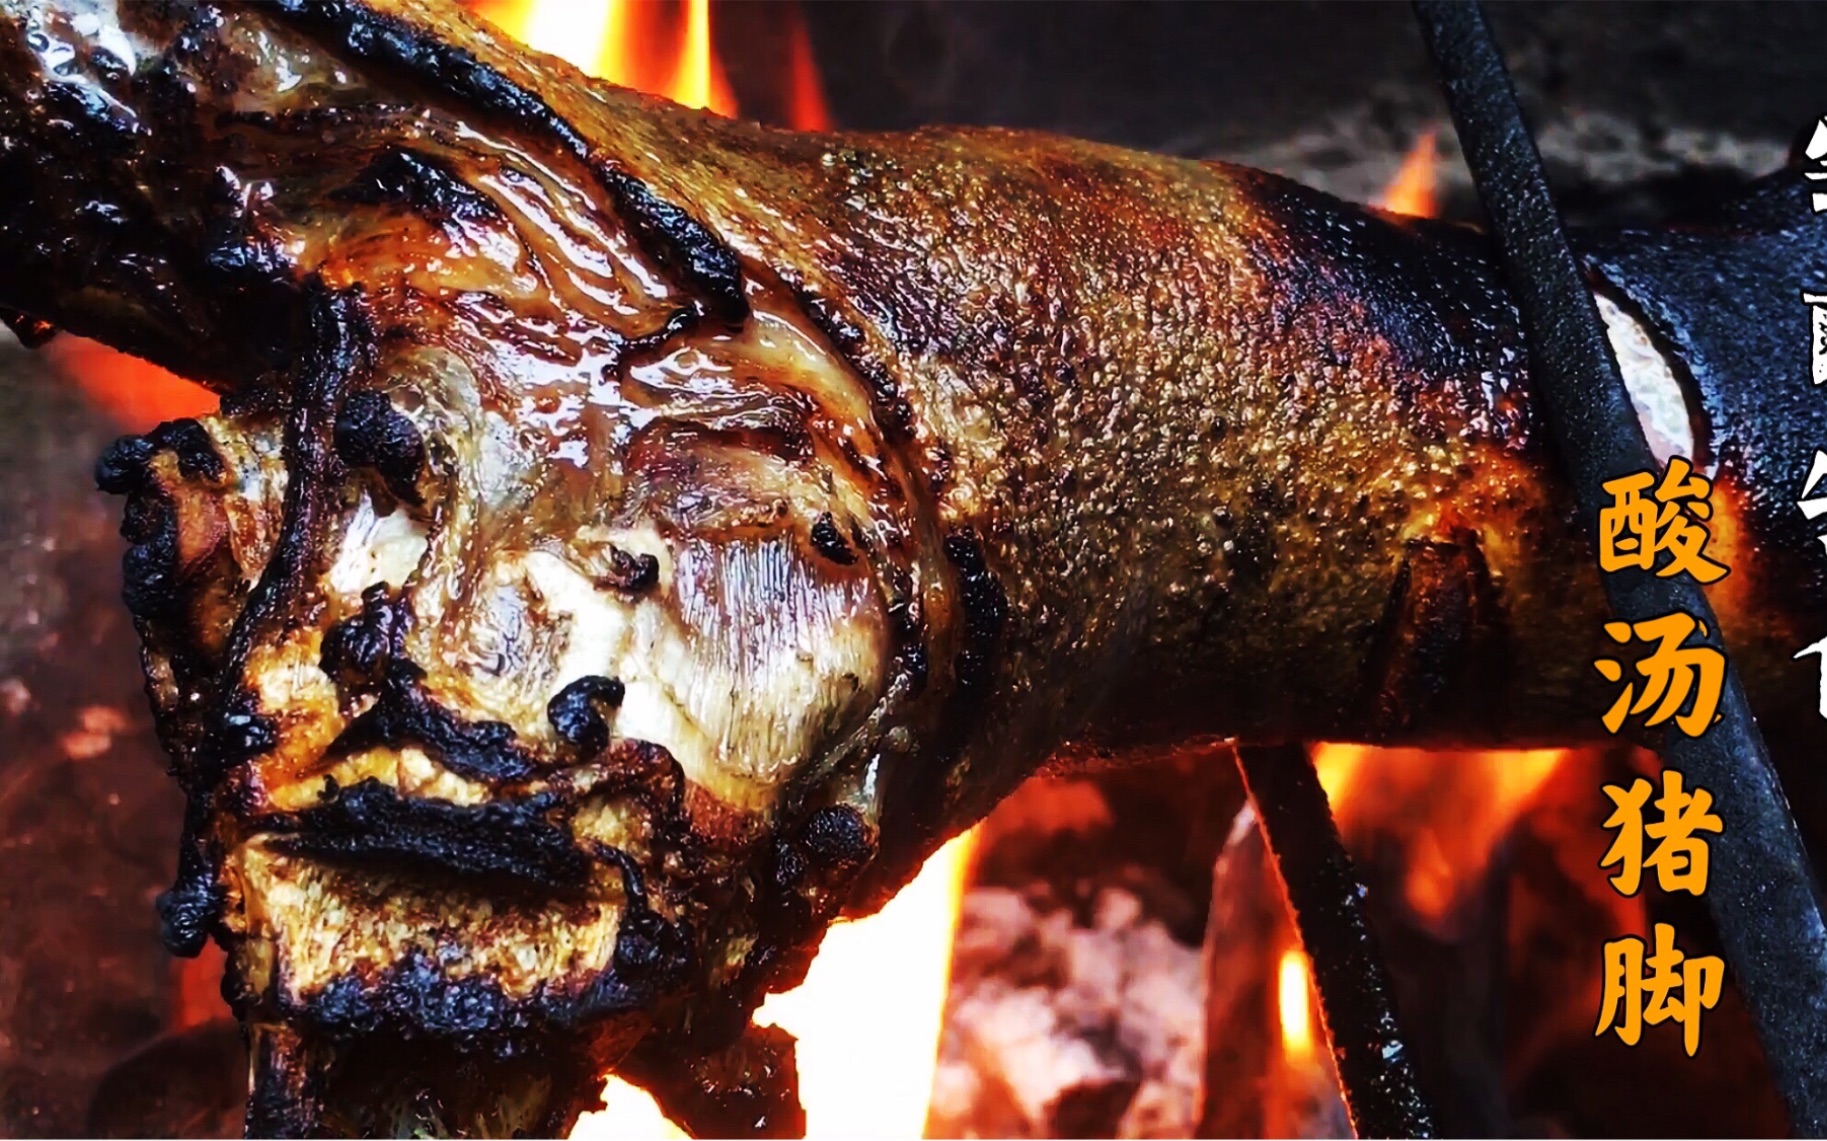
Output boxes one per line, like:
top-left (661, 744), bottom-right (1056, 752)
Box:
top-left (228, 737), bottom-right (701, 1119)
top-left (244, 1027), bottom-right (325, 1140)
top-left (796, 804), bottom-right (874, 869)
top-left (611, 305), bottom-right (700, 375)
top-left (0, 305), bottom-right (55, 346)
top-left (332, 145), bottom-right (505, 228)
top-left (160, 692), bottom-right (278, 959)
top-left (596, 166), bottom-right (749, 325)
top-left (207, 686), bottom-right (283, 780)
top-left (271, 0), bottom-right (750, 326)
top-left (320, 582), bottom-right (411, 688)
top-left (329, 657), bottom-right (540, 784)
top-left (289, 949), bottom-right (613, 1048)
top-left (792, 286), bottom-right (916, 440)
top-left (594, 846), bottom-right (696, 995)
top-left (881, 561), bottom-right (928, 696)
top-left (597, 544), bottom-right (660, 594)
top-left (865, 532), bottom-right (1006, 909)
top-left (255, 776), bottom-right (595, 892)
top-left (197, 167), bottom-right (297, 343)
top-left (1228, 480), bottom-right (1282, 586)
top-left (942, 528), bottom-right (1008, 693)
top-left (156, 801), bottom-right (226, 959)
top-left (0, 2), bottom-right (288, 389)
top-left (280, 844), bottom-right (694, 1049)
top-left (807, 511), bottom-right (856, 565)
top-left (95, 433), bottom-right (156, 494)
top-left (595, 737), bottom-right (691, 827)
top-left (269, 0), bottom-right (593, 158)
top-left (616, 1020), bottom-right (806, 1140)
top-left (155, 881), bottom-right (220, 957)
top-left (149, 417), bottom-right (227, 481)
top-left (39, 76), bottom-right (142, 155)
top-left (333, 389), bottom-right (426, 505)
top-left (685, 805), bottom-right (876, 1053)
top-left (1233, 168), bottom-right (1535, 450)
top-left (297, 1030), bottom-right (611, 1139)
top-left (154, 284), bottom-right (372, 954)
top-left (101, 422), bottom-right (226, 633)
top-left (213, 283), bottom-right (370, 687)
top-left (118, 486), bottom-right (181, 622)
top-left (546, 675), bottom-right (625, 757)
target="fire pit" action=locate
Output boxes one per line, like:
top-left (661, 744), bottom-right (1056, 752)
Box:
top-left (1, 2), bottom-right (1823, 1138)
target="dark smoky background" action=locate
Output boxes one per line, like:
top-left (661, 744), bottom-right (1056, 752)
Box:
top-left (2, 2), bottom-right (1821, 1137)
top-left (769, 1), bottom-right (1819, 224)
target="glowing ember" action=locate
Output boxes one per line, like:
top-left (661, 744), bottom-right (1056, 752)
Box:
top-left (1375, 128), bottom-right (1441, 218)
top-left (1276, 946), bottom-right (1316, 1066)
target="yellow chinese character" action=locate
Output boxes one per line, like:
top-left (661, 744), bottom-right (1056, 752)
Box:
top-left (1600, 778), bottom-right (1652, 895)
top-left (1597, 923), bottom-right (1725, 1057)
top-left (1593, 611), bottom-right (1726, 737)
top-left (1600, 771), bottom-right (1722, 896)
top-left (1598, 458), bottom-right (1729, 583)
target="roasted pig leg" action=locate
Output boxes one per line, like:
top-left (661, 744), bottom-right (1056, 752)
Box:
top-left (0, 0), bottom-right (1820, 1135)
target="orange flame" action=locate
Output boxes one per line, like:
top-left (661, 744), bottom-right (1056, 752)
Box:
top-left (1375, 128), bottom-right (1440, 218)
top-left (757, 829), bottom-right (977, 1138)
top-left (1315, 744), bottom-right (1569, 925)
top-left (783, 6), bottom-right (832, 131)
top-left (668, 0), bottom-right (736, 115)
top-left (568, 830), bottom-right (980, 1141)
top-left (474, 0), bottom-right (736, 116)
top-left (45, 337), bottom-right (216, 432)
top-left (1276, 946), bottom-right (1316, 1066)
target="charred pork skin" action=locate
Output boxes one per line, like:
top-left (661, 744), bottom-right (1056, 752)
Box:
top-left (0, 0), bottom-right (1821, 1135)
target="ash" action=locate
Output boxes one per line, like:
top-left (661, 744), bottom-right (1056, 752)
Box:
top-left (927, 754), bottom-right (1240, 1139)
top-left (929, 886), bottom-right (1203, 1140)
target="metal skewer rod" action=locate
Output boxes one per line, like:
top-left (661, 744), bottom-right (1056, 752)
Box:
top-left (1413, 3), bottom-right (1827, 1131)
top-left (1235, 743), bottom-right (1436, 1138)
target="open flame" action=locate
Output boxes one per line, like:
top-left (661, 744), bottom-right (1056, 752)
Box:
top-left (782, 7), bottom-right (832, 132)
top-left (472, 0), bottom-right (839, 127)
top-left (1276, 947), bottom-right (1316, 1067)
top-left (474, 0), bottom-right (733, 114)
top-left (1316, 744), bottom-right (1571, 926)
top-left (756, 830), bottom-right (977, 1138)
top-left (571, 830), bottom-right (980, 1139)
top-left (1375, 128), bottom-right (1441, 218)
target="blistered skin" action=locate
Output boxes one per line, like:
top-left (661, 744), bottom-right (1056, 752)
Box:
top-left (0, 0), bottom-right (1819, 1136)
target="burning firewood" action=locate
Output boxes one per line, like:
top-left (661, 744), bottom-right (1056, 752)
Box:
top-left (0, 0), bottom-right (1820, 1135)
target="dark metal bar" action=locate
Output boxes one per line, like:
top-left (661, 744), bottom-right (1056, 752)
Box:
top-left (1235, 743), bottom-right (1435, 1138)
top-left (1412, 3), bottom-right (1827, 1132)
